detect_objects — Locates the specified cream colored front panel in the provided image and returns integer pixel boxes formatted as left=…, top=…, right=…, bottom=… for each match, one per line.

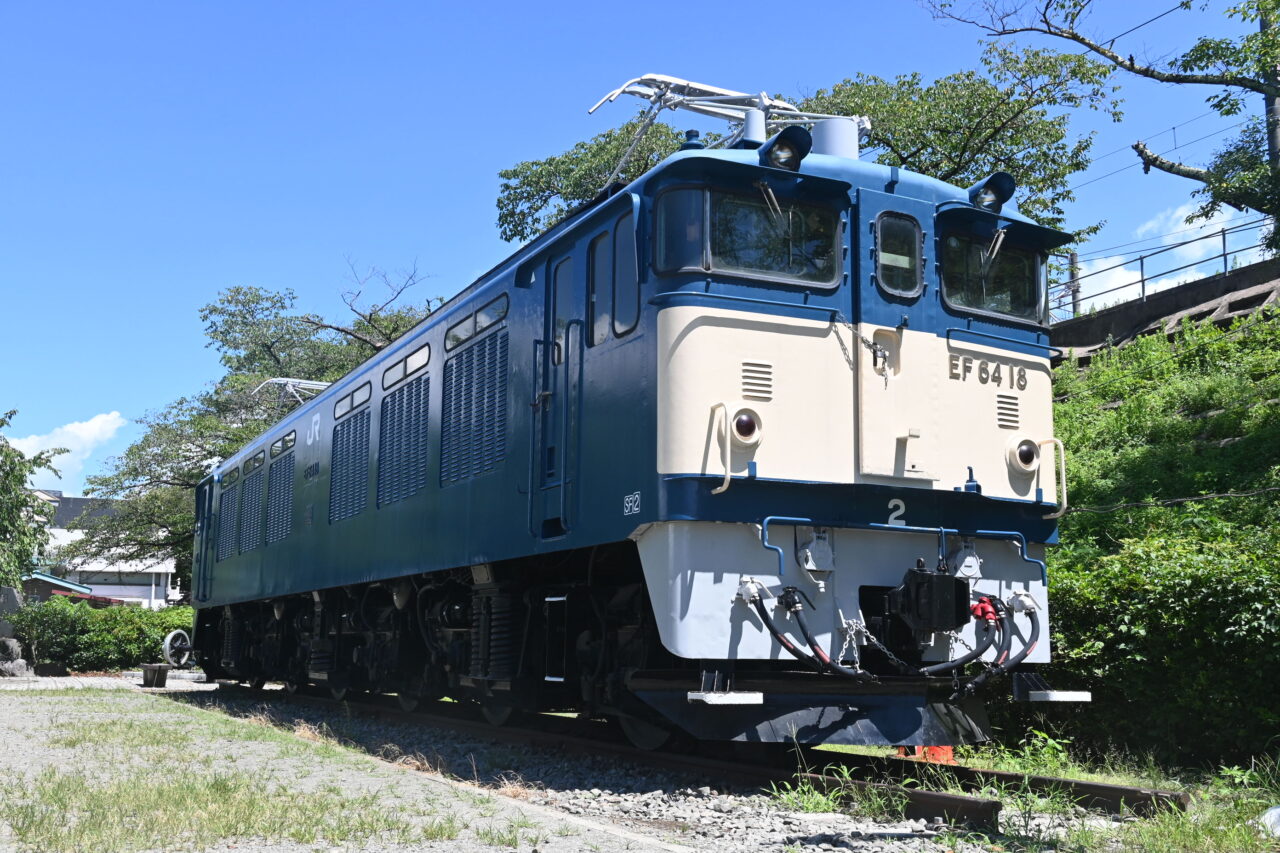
left=657, top=305, right=856, bottom=484
left=857, top=324, right=1058, bottom=502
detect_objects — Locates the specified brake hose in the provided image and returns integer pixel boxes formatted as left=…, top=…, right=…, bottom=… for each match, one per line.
left=744, top=584, right=823, bottom=672
left=920, top=596, right=999, bottom=676
left=782, top=587, right=877, bottom=683
left=956, top=597, right=1040, bottom=698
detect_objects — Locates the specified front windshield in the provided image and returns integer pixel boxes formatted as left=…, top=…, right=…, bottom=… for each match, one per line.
left=942, top=233, right=1044, bottom=322
left=655, top=188, right=839, bottom=285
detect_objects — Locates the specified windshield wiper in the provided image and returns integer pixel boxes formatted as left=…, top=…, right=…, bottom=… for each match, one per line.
left=979, top=227, right=1007, bottom=279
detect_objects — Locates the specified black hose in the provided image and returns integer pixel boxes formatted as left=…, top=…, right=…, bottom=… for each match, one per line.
left=749, top=594, right=823, bottom=672
left=787, top=591, right=877, bottom=683
left=919, top=619, right=997, bottom=676
left=956, top=605, right=1041, bottom=699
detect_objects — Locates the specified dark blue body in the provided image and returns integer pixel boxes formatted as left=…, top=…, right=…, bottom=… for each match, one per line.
left=193, top=148, right=1064, bottom=610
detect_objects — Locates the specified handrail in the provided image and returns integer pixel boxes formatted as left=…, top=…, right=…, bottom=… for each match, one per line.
left=1038, top=437, right=1068, bottom=521
left=710, top=403, right=732, bottom=495
left=946, top=327, right=1062, bottom=357
left=760, top=516, right=815, bottom=578
left=650, top=290, right=840, bottom=318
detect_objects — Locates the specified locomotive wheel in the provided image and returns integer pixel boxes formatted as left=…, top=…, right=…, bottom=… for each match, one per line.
left=617, top=714, right=675, bottom=751
left=161, top=629, right=193, bottom=668
left=479, top=700, right=519, bottom=727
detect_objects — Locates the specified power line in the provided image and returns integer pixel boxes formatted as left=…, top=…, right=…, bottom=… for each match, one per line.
left=1070, top=120, right=1248, bottom=192
left=1084, top=111, right=1214, bottom=166
left=1103, top=3, right=1187, bottom=45
left=1076, top=214, right=1265, bottom=259
left=1067, top=486, right=1280, bottom=514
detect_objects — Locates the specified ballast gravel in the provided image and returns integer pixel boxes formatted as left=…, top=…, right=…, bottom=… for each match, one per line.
left=0, top=676, right=1103, bottom=852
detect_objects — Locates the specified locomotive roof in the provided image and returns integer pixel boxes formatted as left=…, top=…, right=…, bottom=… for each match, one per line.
left=206, top=146, right=1054, bottom=482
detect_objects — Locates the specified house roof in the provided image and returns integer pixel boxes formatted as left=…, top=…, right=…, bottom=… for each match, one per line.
left=51, top=496, right=116, bottom=529
left=21, top=570, right=92, bottom=594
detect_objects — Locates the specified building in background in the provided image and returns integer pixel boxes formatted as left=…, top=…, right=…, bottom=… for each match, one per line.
left=34, top=491, right=177, bottom=609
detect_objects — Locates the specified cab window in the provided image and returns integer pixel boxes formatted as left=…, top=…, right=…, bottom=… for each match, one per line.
left=942, top=233, right=1044, bottom=322
left=876, top=213, right=922, bottom=296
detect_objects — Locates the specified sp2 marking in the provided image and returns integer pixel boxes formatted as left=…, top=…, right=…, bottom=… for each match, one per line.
left=623, top=491, right=641, bottom=516
left=948, top=355, right=1027, bottom=390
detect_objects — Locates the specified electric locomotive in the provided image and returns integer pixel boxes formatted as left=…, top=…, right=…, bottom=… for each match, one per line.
left=180, top=75, right=1076, bottom=748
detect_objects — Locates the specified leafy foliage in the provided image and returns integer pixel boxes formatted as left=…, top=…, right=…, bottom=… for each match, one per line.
left=64, top=272, right=435, bottom=592
left=1037, top=311, right=1280, bottom=763
left=9, top=596, right=194, bottom=671
left=930, top=0, right=1280, bottom=241
left=496, top=114, right=685, bottom=243
left=0, top=410, right=63, bottom=589
left=801, top=44, right=1120, bottom=234
left=496, top=48, right=1118, bottom=243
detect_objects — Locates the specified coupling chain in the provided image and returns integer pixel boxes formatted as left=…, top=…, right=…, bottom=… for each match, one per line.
left=847, top=618, right=914, bottom=674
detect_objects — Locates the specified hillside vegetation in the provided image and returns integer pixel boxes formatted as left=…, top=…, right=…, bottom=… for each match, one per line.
left=1037, top=310, right=1280, bottom=764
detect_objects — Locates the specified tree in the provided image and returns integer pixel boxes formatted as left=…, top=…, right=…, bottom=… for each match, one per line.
left=496, top=114, right=686, bottom=243
left=0, top=410, right=63, bottom=588
left=64, top=270, right=435, bottom=592
left=800, top=43, right=1119, bottom=234
left=495, top=47, right=1119, bottom=242
left=930, top=0, right=1280, bottom=234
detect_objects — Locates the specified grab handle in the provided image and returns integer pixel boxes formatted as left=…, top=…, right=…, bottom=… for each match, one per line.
left=1039, top=437, right=1068, bottom=519
left=710, top=403, right=731, bottom=495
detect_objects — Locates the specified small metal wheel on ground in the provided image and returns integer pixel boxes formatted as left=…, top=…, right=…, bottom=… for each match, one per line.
left=161, top=629, right=193, bottom=668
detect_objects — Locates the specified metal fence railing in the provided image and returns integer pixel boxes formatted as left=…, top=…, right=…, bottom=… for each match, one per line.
left=1049, top=218, right=1271, bottom=323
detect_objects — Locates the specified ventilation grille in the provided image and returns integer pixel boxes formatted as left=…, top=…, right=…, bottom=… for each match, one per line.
left=379, top=375, right=430, bottom=506
left=742, top=361, right=773, bottom=402
left=238, top=470, right=264, bottom=553
left=996, top=394, right=1020, bottom=430
left=266, top=452, right=294, bottom=544
left=216, top=484, right=239, bottom=562
left=441, top=331, right=509, bottom=486
left=329, top=408, right=370, bottom=523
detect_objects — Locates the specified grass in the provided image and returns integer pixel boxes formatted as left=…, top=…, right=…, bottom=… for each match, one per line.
left=3, top=766, right=428, bottom=852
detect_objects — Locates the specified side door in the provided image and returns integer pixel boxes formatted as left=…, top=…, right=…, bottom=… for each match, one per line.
left=531, top=251, right=585, bottom=539
left=192, top=477, right=216, bottom=602
left=855, top=188, right=939, bottom=481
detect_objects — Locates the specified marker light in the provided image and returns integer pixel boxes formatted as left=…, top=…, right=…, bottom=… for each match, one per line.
left=758, top=126, right=812, bottom=172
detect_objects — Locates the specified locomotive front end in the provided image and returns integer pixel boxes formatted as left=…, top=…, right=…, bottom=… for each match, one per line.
left=626, top=115, right=1073, bottom=746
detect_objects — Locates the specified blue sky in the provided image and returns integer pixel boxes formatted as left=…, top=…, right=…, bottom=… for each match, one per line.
left=1, top=1, right=1265, bottom=492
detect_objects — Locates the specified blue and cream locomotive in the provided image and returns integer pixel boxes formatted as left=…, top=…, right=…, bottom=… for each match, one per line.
left=185, top=75, right=1073, bottom=748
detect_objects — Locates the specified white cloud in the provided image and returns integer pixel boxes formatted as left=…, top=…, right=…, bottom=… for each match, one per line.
left=6, top=412, right=127, bottom=494
left=1067, top=204, right=1269, bottom=314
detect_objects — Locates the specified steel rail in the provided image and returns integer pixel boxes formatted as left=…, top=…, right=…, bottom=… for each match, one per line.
left=210, top=683, right=1003, bottom=831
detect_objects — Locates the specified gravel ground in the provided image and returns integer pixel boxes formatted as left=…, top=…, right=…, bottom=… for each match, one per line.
left=0, top=676, right=1108, bottom=852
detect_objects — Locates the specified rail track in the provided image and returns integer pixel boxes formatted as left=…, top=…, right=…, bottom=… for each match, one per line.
left=206, top=682, right=1188, bottom=834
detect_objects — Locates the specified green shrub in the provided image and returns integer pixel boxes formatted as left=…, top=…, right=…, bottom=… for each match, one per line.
left=10, top=597, right=194, bottom=671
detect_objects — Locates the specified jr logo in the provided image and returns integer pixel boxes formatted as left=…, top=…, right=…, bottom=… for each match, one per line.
left=623, top=492, right=641, bottom=516
left=305, top=413, right=321, bottom=446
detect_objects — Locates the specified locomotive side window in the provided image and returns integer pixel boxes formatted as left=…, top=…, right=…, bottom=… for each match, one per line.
left=709, top=191, right=838, bottom=284
left=875, top=213, right=923, bottom=296
left=476, top=294, right=508, bottom=333
left=942, top=234, right=1044, bottom=322
left=445, top=314, right=475, bottom=350
left=655, top=189, right=705, bottom=272
left=552, top=257, right=574, bottom=365
left=588, top=232, right=611, bottom=346
left=613, top=212, right=639, bottom=335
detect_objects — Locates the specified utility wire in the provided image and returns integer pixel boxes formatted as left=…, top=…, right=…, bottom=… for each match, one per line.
left=1075, top=214, right=1265, bottom=259
left=1084, top=111, right=1214, bottom=166
left=1070, top=120, right=1248, bottom=191
left=1067, top=486, right=1280, bottom=514
left=1103, top=3, right=1187, bottom=45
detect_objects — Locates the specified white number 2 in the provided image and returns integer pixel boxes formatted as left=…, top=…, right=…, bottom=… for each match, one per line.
left=886, top=499, right=906, bottom=526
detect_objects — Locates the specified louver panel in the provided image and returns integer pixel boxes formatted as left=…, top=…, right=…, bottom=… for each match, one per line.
left=996, top=394, right=1020, bottom=430
left=441, top=331, right=508, bottom=486
left=238, top=470, right=264, bottom=553
left=329, top=408, right=370, bottom=523
left=266, top=452, right=295, bottom=544
left=216, top=485, right=239, bottom=562
left=378, top=375, right=430, bottom=506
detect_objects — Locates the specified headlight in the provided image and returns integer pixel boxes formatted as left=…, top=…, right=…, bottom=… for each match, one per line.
left=732, top=408, right=763, bottom=446
left=1006, top=436, right=1040, bottom=474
